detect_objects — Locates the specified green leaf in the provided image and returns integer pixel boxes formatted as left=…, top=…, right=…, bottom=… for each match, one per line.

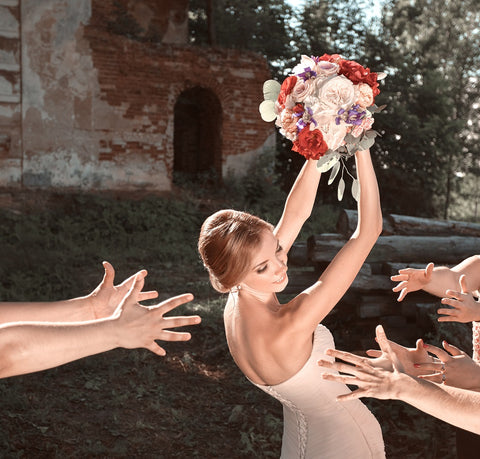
left=263, top=80, right=281, bottom=101
left=259, top=100, right=276, bottom=122
left=328, top=160, right=341, bottom=185
left=316, top=152, right=340, bottom=173
left=358, top=135, right=376, bottom=150
left=351, top=178, right=360, bottom=201
left=337, top=177, right=345, bottom=201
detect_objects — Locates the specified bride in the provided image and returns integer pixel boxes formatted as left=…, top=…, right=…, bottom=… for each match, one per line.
left=198, top=149, right=385, bottom=458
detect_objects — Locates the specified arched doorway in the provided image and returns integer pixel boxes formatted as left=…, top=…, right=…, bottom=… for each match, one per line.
left=173, top=87, right=222, bottom=182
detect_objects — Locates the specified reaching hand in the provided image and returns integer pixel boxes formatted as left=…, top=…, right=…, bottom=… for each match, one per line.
left=391, top=262, right=434, bottom=301
left=114, top=275, right=201, bottom=356
left=437, top=275, right=480, bottom=323
left=365, top=337, right=432, bottom=377
left=317, top=325, right=409, bottom=401
left=86, top=261, right=159, bottom=319
left=413, top=340, right=480, bottom=390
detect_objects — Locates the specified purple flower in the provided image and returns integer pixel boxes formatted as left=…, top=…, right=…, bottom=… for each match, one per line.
left=297, top=66, right=317, bottom=81
left=294, top=106, right=317, bottom=131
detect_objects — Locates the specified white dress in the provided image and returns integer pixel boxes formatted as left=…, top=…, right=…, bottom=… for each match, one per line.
left=251, top=324, right=385, bottom=458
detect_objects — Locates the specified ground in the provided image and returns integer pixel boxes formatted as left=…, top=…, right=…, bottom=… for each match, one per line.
left=0, top=189, right=460, bottom=458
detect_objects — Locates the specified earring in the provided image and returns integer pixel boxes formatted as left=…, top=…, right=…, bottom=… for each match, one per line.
left=231, top=285, right=242, bottom=293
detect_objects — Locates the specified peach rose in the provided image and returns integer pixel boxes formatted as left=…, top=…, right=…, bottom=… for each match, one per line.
left=351, top=114, right=374, bottom=138
left=278, top=109, right=298, bottom=141
left=355, top=83, right=374, bottom=108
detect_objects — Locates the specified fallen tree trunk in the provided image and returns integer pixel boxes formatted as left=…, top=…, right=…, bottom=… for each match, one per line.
left=308, top=234, right=479, bottom=264
left=336, top=209, right=480, bottom=237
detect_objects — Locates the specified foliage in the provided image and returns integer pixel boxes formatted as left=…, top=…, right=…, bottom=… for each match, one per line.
left=0, top=182, right=460, bottom=457
left=365, top=0, right=480, bottom=218
left=188, top=0, right=299, bottom=78
left=300, top=0, right=372, bottom=59
left=187, top=0, right=480, bottom=221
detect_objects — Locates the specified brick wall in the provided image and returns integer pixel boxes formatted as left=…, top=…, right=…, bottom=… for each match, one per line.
left=0, top=0, right=21, bottom=187
left=0, top=0, right=274, bottom=191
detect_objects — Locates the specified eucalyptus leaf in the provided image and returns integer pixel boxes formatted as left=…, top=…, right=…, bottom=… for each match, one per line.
left=351, top=178, right=360, bottom=201
left=344, top=133, right=357, bottom=144
left=345, top=141, right=359, bottom=155
left=316, top=153, right=340, bottom=173
left=358, top=135, right=376, bottom=150
left=365, top=129, right=378, bottom=139
left=259, top=100, right=277, bottom=122
left=263, top=80, right=281, bottom=101
left=328, top=160, right=341, bottom=185
left=337, top=177, right=345, bottom=201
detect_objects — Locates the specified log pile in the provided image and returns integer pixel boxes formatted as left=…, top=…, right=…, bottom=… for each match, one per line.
left=285, top=210, right=480, bottom=349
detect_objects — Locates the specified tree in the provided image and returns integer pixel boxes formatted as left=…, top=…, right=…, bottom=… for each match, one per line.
left=188, top=0, right=299, bottom=78
left=368, top=0, right=480, bottom=218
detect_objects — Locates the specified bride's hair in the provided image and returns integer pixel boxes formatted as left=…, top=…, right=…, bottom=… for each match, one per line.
left=198, top=209, right=273, bottom=293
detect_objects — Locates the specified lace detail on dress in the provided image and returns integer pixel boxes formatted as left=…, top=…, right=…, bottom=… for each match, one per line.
left=472, top=322, right=480, bottom=363
left=263, top=385, right=308, bottom=459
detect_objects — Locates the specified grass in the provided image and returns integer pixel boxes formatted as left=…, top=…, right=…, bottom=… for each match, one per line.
left=0, top=165, right=458, bottom=458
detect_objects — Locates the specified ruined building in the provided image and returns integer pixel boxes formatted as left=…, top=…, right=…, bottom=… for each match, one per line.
left=0, top=0, right=273, bottom=191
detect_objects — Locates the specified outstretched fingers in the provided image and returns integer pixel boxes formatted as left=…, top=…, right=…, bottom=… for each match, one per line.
left=101, top=261, right=116, bottom=287
left=423, top=342, right=450, bottom=361
left=145, top=342, right=167, bottom=357
left=155, top=293, right=195, bottom=314
left=324, top=348, right=372, bottom=368
left=161, top=315, right=201, bottom=330
left=158, top=329, right=193, bottom=342
left=442, top=340, right=462, bottom=356
left=138, top=290, right=159, bottom=302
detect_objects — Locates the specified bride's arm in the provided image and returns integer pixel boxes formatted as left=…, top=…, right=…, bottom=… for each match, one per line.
left=274, top=159, right=321, bottom=253
left=283, top=149, right=382, bottom=333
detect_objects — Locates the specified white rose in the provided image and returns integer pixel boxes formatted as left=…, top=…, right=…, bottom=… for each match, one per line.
left=317, top=75, right=355, bottom=111
left=292, top=55, right=318, bottom=76
left=317, top=119, right=347, bottom=151
left=291, top=78, right=315, bottom=103
left=314, top=61, right=339, bottom=79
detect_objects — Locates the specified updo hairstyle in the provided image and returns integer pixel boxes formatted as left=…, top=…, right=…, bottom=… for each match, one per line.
left=198, top=209, right=273, bottom=293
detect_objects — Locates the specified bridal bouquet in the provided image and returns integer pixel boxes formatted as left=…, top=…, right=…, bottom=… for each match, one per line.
left=259, top=54, right=386, bottom=200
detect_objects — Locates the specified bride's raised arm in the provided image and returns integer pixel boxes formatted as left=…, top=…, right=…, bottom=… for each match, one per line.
left=286, top=148, right=382, bottom=333
left=274, top=159, right=321, bottom=253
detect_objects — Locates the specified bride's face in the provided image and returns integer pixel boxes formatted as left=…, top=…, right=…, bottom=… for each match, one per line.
left=240, top=230, right=288, bottom=293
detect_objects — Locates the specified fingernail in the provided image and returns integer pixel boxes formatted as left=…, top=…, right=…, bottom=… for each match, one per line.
left=443, top=340, right=448, bottom=346
left=423, top=343, right=429, bottom=348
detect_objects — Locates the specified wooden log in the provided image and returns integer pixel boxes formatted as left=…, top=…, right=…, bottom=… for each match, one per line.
left=351, top=272, right=392, bottom=292
left=336, top=209, right=394, bottom=236
left=389, top=213, right=480, bottom=236
left=288, top=241, right=309, bottom=266
left=336, top=209, right=480, bottom=237
left=283, top=269, right=319, bottom=294
left=309, top=234, right=479, bottom=264
left=382, top=262, right=433, bottom=276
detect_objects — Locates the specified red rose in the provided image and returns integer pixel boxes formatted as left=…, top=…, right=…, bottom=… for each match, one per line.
left=318, top=53, right=344, bottom=65
left=339, top=60, right=381, bottom=98
left=292, top=128, right=329, bottom=160
left=277, top=76, right=298, bottom=110
left=292, top=103, right=304, bottom=115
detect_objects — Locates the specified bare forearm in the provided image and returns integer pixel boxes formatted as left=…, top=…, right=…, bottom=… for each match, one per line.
left=0, top=297, right=93, bottom=324
left=397, top=375, right=480, bottom=434
left=0, top=319, right=118, bottom=378
left=353, top=150, right=382, bottom=240
left=284, top=159, right=321, bottom=219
